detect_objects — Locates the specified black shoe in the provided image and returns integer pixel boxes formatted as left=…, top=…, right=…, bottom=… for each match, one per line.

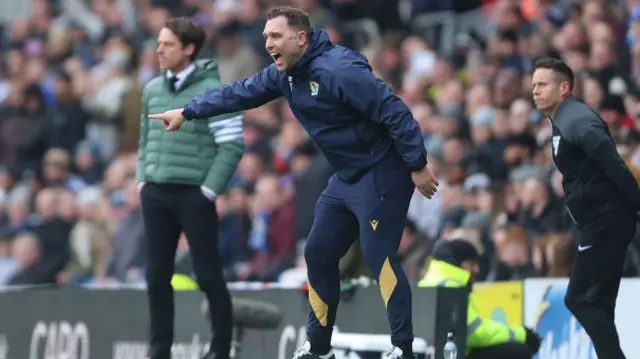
left=382, top=347, right=416, bottom=359
left=292, top=341, right=335, bottom=359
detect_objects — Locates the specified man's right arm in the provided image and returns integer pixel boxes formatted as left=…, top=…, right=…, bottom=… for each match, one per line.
left=182, top=64, right=283, bottom=120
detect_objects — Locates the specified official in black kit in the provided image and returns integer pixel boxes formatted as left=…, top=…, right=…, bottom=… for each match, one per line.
left=532, top=57, right=640, bottom=359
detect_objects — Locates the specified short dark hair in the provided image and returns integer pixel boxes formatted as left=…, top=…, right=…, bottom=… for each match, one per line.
left=266, top=6, right=312, bottom=36
left=165, top=17, right=206, bottom=62
left=534, top=57, right=575, bottom=90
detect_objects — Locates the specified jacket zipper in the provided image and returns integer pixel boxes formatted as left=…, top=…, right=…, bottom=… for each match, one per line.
left=548, top=118, right=577, bottom=224
left=548, top=118, right=558, bottom=169
left=566, top=207, right=578, bottom=224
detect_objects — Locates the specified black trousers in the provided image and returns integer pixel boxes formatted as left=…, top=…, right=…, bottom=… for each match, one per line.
left=564, top=209, right=637, bottom=359
left=140, top=183, right=232, bottom=359
left=467, top=343, right=532, bottom=359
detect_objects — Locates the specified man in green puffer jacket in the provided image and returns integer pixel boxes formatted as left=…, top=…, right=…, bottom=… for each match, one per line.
left=136, top=17, right=244, bottom=359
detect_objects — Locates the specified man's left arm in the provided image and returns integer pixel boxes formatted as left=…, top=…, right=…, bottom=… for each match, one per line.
left=328, top=65, right=428, bottom=171
left=202, top=112, right=245, bottom=198
left=136, top=85, right=150, bottom=186
left=568, top=113, right=640, bottom=209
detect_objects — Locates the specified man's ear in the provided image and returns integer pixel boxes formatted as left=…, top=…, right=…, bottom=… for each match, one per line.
left=184, top=43, right=195, bottom=58
left=561, top=81, right=571, bottom=97
left=297, top=31, right=308, bottom=46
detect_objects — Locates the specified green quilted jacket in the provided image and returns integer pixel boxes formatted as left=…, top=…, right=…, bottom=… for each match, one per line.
left=136, top=59, right=244, bottom=195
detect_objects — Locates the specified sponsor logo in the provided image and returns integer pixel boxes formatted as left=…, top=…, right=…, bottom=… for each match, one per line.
left=473, top=281, right=523, bottom=326
left=534, top=284, right=596, bottom=359
left=29, top=321, right=90, bottom=359
left=278, top=324, right=309, bottom=359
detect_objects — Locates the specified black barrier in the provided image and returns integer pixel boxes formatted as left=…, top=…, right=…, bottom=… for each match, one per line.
left=0, top=286, right=467, bottom=359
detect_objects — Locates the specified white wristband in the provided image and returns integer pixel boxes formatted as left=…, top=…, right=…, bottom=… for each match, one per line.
left=200, top=186, right=217, bottom=201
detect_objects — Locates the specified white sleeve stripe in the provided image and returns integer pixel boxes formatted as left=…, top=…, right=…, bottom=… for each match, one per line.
left=216, top=127, right=243, bottom=137
left=209, top=124, right=242, bottom=136
left=208, top=115, right=243, bottom=129
left=216, top=133, right=244, bottom=143
left=212, top=122, right=243, bottom=131
left=208, top=115, right=244, bottom=143
left=209, top=118, right=242, bottom=131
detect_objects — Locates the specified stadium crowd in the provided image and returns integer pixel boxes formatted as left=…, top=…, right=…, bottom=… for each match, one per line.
left=0, top=0, right=640, bottom=289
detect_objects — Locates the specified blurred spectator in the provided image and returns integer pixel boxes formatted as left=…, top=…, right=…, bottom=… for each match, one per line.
left=0, top=236, right=15, bottom=282
left=105, top=176, right=145, bottom=283
left=59, top=186, right=111, bottom=284
left=6, top=232, right=44, bottom=285
left=74, top=140, right=105, bottom=185
left=516, top=175, right=570, bottom=237
left=337, top=239, right=372, bottom=280
left=398, top=221, right=433, bottom=283
left=215, top=19, right=261, bottom=83
left=42, top=148, right=87, bottom=191
left=5, top=84, right=49, bottom=179
left=215, top=194, right=240, bottom=269
left=0, top=184, right=31, bottom=236
left=235, top=151, right=264, bottom=192
left=242, top=173, right=295, bottom=281
left=532, top=232, right=574, bottom=278
left=47, top=71, right=88, bottom=153
left=293, top=150, right=334, bottom=240
left=27, top=188, right=73, bottom=284
left=487, top=224, right=537, bottom=281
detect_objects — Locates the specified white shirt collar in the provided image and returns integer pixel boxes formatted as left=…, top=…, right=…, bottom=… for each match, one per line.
left=166, top=63, right=196, bottom=90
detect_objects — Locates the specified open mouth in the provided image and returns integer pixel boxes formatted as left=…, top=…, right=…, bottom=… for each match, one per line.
left=271, top=53, right=282, bottom=62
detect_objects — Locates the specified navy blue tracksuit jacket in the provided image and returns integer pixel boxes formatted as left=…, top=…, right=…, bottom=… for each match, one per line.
left=183, top=29, right=428, bottom=183
left=182, top=29, right=424, bottom=353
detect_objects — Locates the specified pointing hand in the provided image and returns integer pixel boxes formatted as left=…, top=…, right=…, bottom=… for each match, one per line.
left=148, top=109, right=186, bottom=131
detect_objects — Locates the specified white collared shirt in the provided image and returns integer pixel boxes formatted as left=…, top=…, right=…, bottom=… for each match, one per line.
left=166, top=63, right=196, bottom=91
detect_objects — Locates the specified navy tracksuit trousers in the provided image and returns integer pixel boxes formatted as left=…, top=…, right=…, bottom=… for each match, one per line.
left=303, top=156, right=416, bottom=354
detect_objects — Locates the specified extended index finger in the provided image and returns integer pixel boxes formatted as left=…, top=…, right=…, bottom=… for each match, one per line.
left=148, top=113, right=165, bottom=119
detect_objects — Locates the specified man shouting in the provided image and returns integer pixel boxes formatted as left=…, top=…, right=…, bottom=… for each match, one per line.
left=150, top=7, right=438, bottom=359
